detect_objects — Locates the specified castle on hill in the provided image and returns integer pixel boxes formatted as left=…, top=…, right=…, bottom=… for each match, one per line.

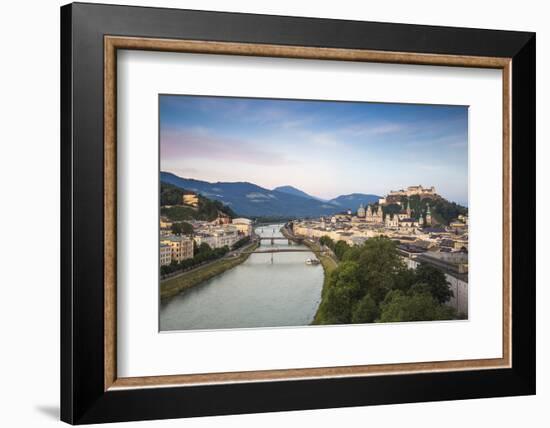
left=389, top=185, right=436, bottom=197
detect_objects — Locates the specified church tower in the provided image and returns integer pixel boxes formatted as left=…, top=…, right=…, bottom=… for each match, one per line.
left=376, top=205, right=383, bottom=221
left=366, top=205, right=373, bottom=222
left=426, top=204, right=432, bottom=225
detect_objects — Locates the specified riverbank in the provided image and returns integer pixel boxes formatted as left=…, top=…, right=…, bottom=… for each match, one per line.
left=299, top=239, right=338, bottom=325
left=281, top=224, right=339, bottom=324
left=160, top=241, right=260, bottom=301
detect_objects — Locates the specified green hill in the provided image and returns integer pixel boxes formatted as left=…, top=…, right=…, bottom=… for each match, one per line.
left=395, top=194, right=467, bottom=225
left=380, top=195, right=466, bottom=226
left=160, top=183, right=236, bottom=222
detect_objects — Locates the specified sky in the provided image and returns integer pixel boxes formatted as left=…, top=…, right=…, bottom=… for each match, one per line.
left=160, top=95, right=468, bottom=205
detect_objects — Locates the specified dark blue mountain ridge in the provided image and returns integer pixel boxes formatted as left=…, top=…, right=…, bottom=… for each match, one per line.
left=160, top=171, right=381, bottom=218
left=272, top=185, right=322, bottom=201
left=328, top=193, right=381, bottom=208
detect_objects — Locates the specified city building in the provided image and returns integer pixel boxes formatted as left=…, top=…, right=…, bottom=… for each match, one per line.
left=365, top=204, right=383, bottom=223
left=194, top=225, right=240, bottom=249
left=161, top=235, right=194, bottom=262
left=232, top=218, right=253, bottom=236
left=160, top=243, right=172, bottom=266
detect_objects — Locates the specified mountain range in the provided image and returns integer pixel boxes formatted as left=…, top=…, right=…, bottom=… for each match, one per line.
left=160, top=171, right=380, bottom=218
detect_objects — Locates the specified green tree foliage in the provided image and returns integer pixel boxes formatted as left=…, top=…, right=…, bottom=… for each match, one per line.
left=171, top=221, right=193, bottom=236
left=314, top=236, right=457, bottom=325
left=379, top=290, right=456, bottom=322
left=317, top=261, right=361, bottom=324
left=351, top=293, right=379, bottom=323
left=430, top=199, right=467, bottom=226
left=231, top=236, right=251, bottom=250
left=413, top=263, right=453, bottom=304
left=397, top=194, right=467, bottom=225
left=333, top=240, right=351, bottom=260
left=319, top=236, right=335, bottom=249
left=382, top=204, right=402, bottom=218
left=160, top=183, right=185, bottom=206
left=343, top=237, right=406, bottom=303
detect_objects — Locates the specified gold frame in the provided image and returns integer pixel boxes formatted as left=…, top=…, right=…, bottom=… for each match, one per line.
left=104, top=36, right=512, bottom=391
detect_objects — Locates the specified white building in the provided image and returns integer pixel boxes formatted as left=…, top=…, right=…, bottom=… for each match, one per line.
left=194, top=226, right=240, bottom=249
left=232, top=218, right=253, bottom=236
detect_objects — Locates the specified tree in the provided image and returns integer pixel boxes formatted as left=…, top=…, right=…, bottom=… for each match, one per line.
left=316, top=261, right=361, bottom=324
left=319, top=236, right=335, bottom=250
left=413, top=263, right=453, bottom=304
left=160, top=183, right=185, bottom=206
left=199, top=242, right=212, bottom=252
left=333, top=240, right=351, bottom=260
left=379, top=290, right=456, bottom=322
left=351, top=293, right=379, bottom=323
left=344, top=237, right=407, bottom=303
left=171, top=221, right=193, bottom=235
left=231, top=236, right=251, bottom=250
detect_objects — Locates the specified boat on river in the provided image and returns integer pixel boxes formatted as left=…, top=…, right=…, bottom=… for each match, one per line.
left=305, top=258, right=320, bottom=265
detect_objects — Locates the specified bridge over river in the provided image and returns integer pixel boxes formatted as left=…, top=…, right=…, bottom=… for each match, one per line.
left=256, top=236, right=304, bottom=245
left=242, top=247, right=319, bottom=254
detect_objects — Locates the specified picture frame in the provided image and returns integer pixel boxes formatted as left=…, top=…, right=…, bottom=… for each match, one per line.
left=60, top=2, right=535, bottom=424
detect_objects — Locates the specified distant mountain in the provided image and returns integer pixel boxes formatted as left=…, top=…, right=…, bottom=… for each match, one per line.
left=161, top=172, right=344, bottom=218
left=329, top=193, right=381, bottom=209
left=272, top=185, right=322, bottom=201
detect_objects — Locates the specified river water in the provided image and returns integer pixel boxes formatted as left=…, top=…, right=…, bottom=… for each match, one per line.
left=160, top=224, right=324, bottom=331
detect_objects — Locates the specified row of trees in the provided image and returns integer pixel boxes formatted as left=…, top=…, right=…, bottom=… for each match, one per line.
left=171, top=221, right=193, bottom=236
left=319, top=236, right=351, bottom=261
left=160, top=242, right=229, bottom=277
left=315, top=237, right=457, bottom=324
left=231, top=236, right=251, bottom=250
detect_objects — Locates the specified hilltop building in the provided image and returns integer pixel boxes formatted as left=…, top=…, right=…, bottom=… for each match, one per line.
left=389, top=185, right=436, bottom=197
left=182, top=193, right=199, bottom=207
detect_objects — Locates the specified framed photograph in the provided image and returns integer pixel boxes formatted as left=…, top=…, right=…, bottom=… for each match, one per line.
left=61, top=2, right=535, bottom=424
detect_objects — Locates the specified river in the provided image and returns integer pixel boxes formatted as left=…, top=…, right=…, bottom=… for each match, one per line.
left=160, top=223, right=324, bottom=331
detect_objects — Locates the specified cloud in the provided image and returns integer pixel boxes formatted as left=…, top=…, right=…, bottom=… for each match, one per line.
left=161, top=127, right=293, bottom=166
left=341, top=122, right=407, bottom=137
